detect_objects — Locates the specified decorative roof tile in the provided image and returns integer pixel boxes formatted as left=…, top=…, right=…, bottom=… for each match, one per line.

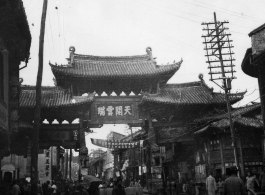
left=141, top=80, right=244, bottom=106
left=20, top=86, right=94, bottom=109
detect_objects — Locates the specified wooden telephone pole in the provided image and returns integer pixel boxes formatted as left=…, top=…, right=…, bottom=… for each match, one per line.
left=32, top=0, right=48, bottom=194
left=202, top=12, right=239, bottom=173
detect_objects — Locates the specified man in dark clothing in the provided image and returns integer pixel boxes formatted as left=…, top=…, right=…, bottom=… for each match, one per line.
left=224, top=166, right=245, bottom=195
left=112, top=179, right=126, bottom=195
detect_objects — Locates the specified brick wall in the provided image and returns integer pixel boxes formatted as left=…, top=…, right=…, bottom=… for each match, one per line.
left=251, top=28, right=265, bottom=56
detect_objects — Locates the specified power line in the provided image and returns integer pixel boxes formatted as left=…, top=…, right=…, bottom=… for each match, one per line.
left=179, top=0, right=264, bottom=23
left=190, top=0, right=264, bottom=22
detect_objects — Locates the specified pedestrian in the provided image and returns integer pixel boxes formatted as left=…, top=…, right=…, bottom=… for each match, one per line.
left=51, top=181, right=57, bottom=194
left=182, top=180, right=188, bottom=194
left=136, top=180, right=141, bottom=187
left=206, top=172, right=217, bottom=195
left=189, top=180, right=196, bottom=195
left=42, top=181, right=49, bottom=195
left=19, top=179, right=25, bottom=195
left=171, top=180, right=177, bottom=195
left=112, top=179, right=126, bottom=195
left=129, top=178, right=135, bottom=187
left=23, top=180, right=30, bottom=195
left=11, top=180, right=21, bottom=195
left=246, top=171, right=259, bottom=195
left=37, top=181, right=43, bottom=195
left=223, top=166, right=245, bottom=195
left=217, top=178, right=224, bottom=195
left=166, top=178, right=171, bottom=195
left=259, top=166, right=265, bottom=192
left=64, top=181, right=70, bottom=195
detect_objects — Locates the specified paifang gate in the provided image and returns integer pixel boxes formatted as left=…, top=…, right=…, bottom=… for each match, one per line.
left=15, top=45, right=245, bottom=189
left=49, top=45, right=182, bottom=186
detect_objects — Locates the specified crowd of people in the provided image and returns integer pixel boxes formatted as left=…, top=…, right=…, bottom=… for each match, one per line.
left=164, top=166, right=265, bottom=195
left=3, top=166, right=265, bottom=195
left=205, top=166, right=265, bottom=195
left=0, top=179, right=89, bottom=195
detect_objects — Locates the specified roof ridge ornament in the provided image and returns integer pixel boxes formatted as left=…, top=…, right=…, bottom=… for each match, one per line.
left=69, top=46, right=75, bottom=66
left=146, top=47, right=157, bottom=65
left=199, top=73, right=214, bottom=92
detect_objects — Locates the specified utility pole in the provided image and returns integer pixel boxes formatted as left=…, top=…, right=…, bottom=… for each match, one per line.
left=69, top=149, right=72, bottom=180
left=202, top=12, right=239, bottom=174
left=65, top=149, right=68, bottom=179
left=31, top=0, right=48, bottom=194
left=130, top=126, right=136, bottom=180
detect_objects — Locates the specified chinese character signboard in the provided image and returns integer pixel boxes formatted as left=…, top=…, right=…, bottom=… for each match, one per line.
left=156, top=126, right=193, bottom=144
left=39, top=124, right=79, bottom=149
left=91, top=138, right=140, bottom=149
left=9, top=76, right=20, bottom=132
left=89, top=96, right=142, bottom=125
left=38, top=148, right=51, bottom=183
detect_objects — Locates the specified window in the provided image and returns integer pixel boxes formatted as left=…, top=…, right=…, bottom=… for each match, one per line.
left=210, top=138, right=220, bottom=151
left=0, top=52, right=4, bottom=99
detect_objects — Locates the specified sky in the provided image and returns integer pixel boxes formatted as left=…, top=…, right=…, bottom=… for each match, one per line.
left=21, top=0, right=265, bottom=152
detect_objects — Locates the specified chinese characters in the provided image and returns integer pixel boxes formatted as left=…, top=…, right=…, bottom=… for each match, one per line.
left=97, top=105, right=132, bottom=117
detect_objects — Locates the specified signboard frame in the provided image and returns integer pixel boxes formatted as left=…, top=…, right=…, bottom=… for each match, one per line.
left=89, top=96, right=143, bottom=125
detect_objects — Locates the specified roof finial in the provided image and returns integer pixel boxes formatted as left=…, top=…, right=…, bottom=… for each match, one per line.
left=146, top=47, right=156, bottom=64
left=69, top=46, right=75, bottom=65
left=199, top=73, right=204, bottom=81
left=146, top=47, right=152, bottom=58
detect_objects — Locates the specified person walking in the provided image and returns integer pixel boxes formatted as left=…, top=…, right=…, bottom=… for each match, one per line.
left=246, top=171, right=259, bottom=195
left=189, top=180, right=196, bottom=195
left=37, top=181, right=43, bottom=195
left=166, top=178, right=171, bottom=195
left=223, top=166, right=245, bottom=195
left=259, top=166, right=265, bottom=192
left=217, top=178, right=224, bottom=195
left=112, top=179, right=126, bottom=195
left=206, top=172, right=217, bottom=195
left=11, top=180, right=21, bottom=195
left=171, top=180, right=177, bottom=195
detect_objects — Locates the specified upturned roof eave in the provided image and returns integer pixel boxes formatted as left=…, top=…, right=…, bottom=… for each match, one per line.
left=194, top=117, right=263, bottom=136
left=19, top=88, right=95, bottom=109
left=139, top=89, right=244, bottom=106
left=194, top=103, right=260, bottom=123
left=49, top=60, right=182, bottom=79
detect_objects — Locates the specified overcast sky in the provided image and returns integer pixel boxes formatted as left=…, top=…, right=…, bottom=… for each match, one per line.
left=21, top=0, right=265, bottom=152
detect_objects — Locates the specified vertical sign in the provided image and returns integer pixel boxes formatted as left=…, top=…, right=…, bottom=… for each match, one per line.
left=38, top=148, right=51, bottom=183
left=9, top=76, right=20, bottom=132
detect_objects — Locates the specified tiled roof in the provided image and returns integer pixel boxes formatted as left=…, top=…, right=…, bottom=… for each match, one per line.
left=194, top=116, right=263, bottom=135
left=20, top=86, right=94, bottom=109
left=50, top=60, right=182, bottom=79
left=141, top=80, right=245, bottom=106
left=195, top=103, right=260, bottom=123
left=249, top=23, right=265, bottom=36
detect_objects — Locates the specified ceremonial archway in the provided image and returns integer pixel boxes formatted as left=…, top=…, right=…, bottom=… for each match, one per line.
left=15, top=45, right=244, bottom=191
